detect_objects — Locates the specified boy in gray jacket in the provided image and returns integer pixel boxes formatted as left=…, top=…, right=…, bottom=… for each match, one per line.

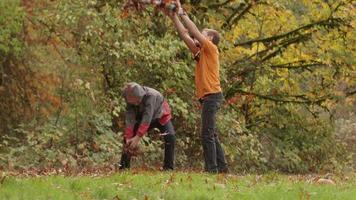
left=119, top=82, right=176, bottom=170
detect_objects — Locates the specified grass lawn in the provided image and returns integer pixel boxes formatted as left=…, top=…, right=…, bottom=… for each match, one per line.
left=0, top=171, right=355, bottom=200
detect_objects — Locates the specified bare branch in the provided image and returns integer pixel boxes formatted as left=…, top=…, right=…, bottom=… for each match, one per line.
left=234, top=18, right=344, bottom=47
left=270, top=60, right=327, bottom=69
left=231, top=89, right=331, bottom=105
left=222, top=2, right=254, bottom=29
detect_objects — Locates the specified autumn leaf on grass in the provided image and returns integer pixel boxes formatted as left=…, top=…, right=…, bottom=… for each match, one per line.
left=316, top=178, right=336, bottom=185
left=127, top=59, right=135, bottom=66
left=187, top=175, right=193, bottom=182
left=163, top=174, right=175, bottom=190
left=214, top=183, right=226, bottom=189
left=216, top=174, right=228, bottom=184
left=112, top=195, right=121, bottom=200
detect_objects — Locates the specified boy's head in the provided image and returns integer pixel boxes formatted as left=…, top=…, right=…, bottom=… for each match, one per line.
left=122, top=82, right=145, bottom=105
left=202, top=29, right=220, bottom=46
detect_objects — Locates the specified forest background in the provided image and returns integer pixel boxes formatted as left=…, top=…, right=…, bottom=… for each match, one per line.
left=0, top=0, right=355, bottom=174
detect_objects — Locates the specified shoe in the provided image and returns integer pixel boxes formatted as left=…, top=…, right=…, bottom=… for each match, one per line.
left=161, top=166, right=174, bottom=171
left=117, top=163, right=130, bottom=170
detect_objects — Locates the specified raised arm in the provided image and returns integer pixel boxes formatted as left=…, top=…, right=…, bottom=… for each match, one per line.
left=176, top=2, right=206, bottom=45
left=170, top=13, right=199, bottom=55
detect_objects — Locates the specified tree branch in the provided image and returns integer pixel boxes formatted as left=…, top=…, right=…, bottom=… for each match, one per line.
left=261, top=33, right=311, bottom=61
left=270, top=60, right=327, bottom=69
left=234, top=17, right=343, bottom=47
left=209, top=0, right=234, bottom=8
left=223, top=2, right=254, bottom=29
left=232, top=89, right=331, bottom=105
left=233, top=32, right=312, bottom=66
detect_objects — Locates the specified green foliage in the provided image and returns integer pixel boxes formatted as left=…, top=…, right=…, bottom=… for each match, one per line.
left=258, top=106, right=347, bottom=172
left=0, top=0, right=28, bottom=136
left=0, top=111, right=121, bottom=170
left=0, top=0, right=354, bottom=173
left=0, top=0, right=24, bottom=57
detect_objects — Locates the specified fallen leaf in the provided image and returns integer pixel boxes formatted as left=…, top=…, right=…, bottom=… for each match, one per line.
left=214, top=183, right=226, bottom=189
left=187, top=175, right=193, bottom=182
left=316, top=178, right=336, bottom=185
left=60, top=159, right=68, bottom=166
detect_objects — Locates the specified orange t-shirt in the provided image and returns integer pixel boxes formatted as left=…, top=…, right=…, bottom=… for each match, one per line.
left=195, top=38, right=222, bottom=99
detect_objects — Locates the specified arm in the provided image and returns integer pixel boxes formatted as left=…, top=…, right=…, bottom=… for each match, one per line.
left=127, top=95, right=155, bottom=149
left=136, top=95, right=156, bottom=137
left=124, top=104, right=137, bottom=139
left=176, top=2, right=206, bottom=46
left=171, top=14, right=199, bottom=55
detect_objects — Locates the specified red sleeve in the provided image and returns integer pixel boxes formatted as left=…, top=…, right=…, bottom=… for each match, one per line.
left=159, top=100, right=172, bottom=125
left=137, top=123, right=150, bottom=137
left=124, top=126, right=134, bottom=139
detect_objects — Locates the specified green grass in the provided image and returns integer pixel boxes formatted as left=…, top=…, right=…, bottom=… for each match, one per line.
left=0, top=171, right=355, bottom=200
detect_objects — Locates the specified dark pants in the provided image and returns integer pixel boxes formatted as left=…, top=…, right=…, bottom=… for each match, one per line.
left=119, top=120, right=176, bottom=170
left=200, top=92, right=228, bottom=173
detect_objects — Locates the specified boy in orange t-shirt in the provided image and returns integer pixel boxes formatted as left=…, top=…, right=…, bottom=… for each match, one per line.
left=161, top=1, right=228, bottom=173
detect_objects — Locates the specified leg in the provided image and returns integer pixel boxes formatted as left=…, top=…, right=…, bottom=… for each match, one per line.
left=119, top=139, right=131, bottom=169
left=119, top=122, right=140, bottom=169
left=214, top=133, right=228, bottom=173
left=210, top=94, right=228, bottom=173
left=201, top=98, right=219, bottom=173
left=201, top=93, right=228, bottom=173
left=154, top=120, right=176, bottom=170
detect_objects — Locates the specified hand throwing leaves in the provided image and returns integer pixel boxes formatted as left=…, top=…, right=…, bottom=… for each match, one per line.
left=124, top=135, right=142, bottom=156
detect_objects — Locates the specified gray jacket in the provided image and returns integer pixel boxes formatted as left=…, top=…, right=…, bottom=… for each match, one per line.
left=122, top=82, right=171, bottom=138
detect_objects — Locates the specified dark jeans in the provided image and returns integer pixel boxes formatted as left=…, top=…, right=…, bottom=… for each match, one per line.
left=119, top=120, right=176, bottom=170
left=200, top=92, right=228, bottom=173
